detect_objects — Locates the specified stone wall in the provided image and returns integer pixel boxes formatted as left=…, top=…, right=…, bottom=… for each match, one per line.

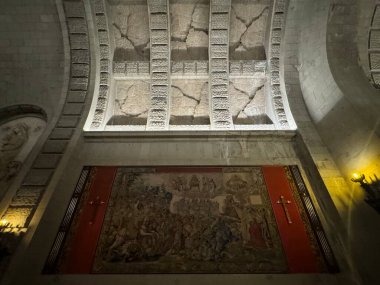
left=0, top=0, right=64, bottom=119
left=5, top=133, right=354, bottom=285
left=283, top=0, right=380, bottom=284
left=1, top=0, right=379, bottom=284
left=296, top=0, right=380, bottom=179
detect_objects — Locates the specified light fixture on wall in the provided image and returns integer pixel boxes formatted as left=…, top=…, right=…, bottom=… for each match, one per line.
left=0, top=219, right=26, bottom=263
left=351, top=173, right=380, bottom=214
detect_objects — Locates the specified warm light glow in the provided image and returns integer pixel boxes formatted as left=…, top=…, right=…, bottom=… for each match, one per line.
left=0, top=219, right=8, bottom=226
left=353, top=173, right=360, bottom=179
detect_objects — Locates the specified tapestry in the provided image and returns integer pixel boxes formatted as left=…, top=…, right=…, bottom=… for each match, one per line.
left=94, top=167, right=286, bottom=273
left=44, top=166, right=338, bottom=274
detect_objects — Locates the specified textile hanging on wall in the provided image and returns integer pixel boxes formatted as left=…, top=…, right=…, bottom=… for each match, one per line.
left=44, top=166, right=338, bottom=274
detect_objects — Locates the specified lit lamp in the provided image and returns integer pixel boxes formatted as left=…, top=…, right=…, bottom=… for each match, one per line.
left=0, top=219, right=11, bottom=259
left=0, top=218, right=26, bottom=262
left=351, top=173, right=380, bottom=214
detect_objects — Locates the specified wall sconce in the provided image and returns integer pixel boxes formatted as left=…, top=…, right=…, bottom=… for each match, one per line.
left=0, top=219, right=26, bottom=263
left=351, top=173, right=380, bottom=214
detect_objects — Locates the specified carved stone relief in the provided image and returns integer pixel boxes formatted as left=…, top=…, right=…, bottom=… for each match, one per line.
left=95, top=0, right=293, bottom=130
left=0, top=117, right=45, bottom=189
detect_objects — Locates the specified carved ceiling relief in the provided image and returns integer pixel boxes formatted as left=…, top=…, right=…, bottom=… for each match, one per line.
left=170, top=1, right=209, bottom=61
left=170, top=79, right=209, bottom=125
left=111, top=3, right=150, bottom=61
left=111, top=80, right=150, bottom=125
left=229, top=78, right=271, bottom=124
left=0, top=117, right=45, bottom=193
left=105, top=0, right=282, bottom=130
left=230, top=2, right=269, bottom=60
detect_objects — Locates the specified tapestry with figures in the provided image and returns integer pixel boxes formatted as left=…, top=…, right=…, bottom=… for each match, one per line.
left=44, top=166, right=338, bottom=274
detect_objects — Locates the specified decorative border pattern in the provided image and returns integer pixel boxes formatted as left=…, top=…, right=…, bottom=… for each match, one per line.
left=289, top=165, right=339, bottom=273
left=368, top=2, right=380, bottom=88
left=171, top=61, right=208, bottom=77
left=146, top=0, right=171, bottom=130
left=113, top=61, right=150, bottom=78
left=209, top=0, right=233, bottom=129
left=113, top=60, right=267, bottom=79
left=229, top=60, right=267, bottom=78
left=91, top=0, right=112, bottom=128
left=268, top=0, right=289, bottom=128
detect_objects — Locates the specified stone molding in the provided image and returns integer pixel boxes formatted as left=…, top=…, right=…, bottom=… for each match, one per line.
left=268, top=0, right=289, bottom=128
left=146, top=0, right=171, bottom=130
left=113, top=60, right=267, bottom=79
left=90, top=0, right=112, bottom=128
left=114, top=61, right=150, bottom=78
left=209, top=0, right=233, bottom=129
left=368, top=1, right=380, bottom=88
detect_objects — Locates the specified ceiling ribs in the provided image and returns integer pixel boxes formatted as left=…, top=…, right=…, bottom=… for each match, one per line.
left=146, top=0, right=171, bottom=130
left=209, top=0, right=233, bottom=129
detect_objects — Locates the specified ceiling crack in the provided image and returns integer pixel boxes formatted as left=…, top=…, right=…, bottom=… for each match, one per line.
left=113, top=20, right=149, bottom=58
left=172, top=85, right=200, bottom=104
left=232, top=6, right=269, bottom=52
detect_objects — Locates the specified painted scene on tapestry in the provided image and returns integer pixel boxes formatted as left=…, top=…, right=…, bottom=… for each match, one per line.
left=93, top=167, right=288, bottom=273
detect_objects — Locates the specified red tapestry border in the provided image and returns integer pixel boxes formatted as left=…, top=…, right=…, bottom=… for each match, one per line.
left=263, top=166, right=320, bottom=273
left=289, top=166, right=339, bottom=273
left=60, top=167, right=117, bottom=273
left=43, top=165, right=338, bottom=274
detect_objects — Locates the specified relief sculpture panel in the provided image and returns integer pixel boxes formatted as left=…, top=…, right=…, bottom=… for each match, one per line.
left=0, top=117, right=45, bottom=195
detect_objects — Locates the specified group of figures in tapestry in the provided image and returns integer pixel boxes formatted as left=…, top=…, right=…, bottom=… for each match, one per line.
left=93, top=167, right=287, bottom=273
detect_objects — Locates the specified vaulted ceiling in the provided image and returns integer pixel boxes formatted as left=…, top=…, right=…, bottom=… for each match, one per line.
left=84, top=0, right=295, bottom=131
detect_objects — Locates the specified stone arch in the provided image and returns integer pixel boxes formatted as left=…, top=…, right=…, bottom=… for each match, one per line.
left=281, top=1, right=380, bottom=284
left=282, top=0, right=380, bottom=179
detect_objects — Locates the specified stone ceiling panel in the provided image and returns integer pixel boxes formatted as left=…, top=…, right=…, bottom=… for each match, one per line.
left=85, top=0, right=296, bottom=132
left=110, top=2, right=150, bottom=61
left=170, top=1, right=209, bottom=61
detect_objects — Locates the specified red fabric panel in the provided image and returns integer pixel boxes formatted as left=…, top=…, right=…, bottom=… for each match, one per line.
left=263, top=166, right=319, bottom=273
left=62, top=167, right=117, bottom=273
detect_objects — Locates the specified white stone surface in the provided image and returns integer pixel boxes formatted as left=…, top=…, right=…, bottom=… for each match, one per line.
left=110, top=4, right=150, bottom=61
left=186, top=28, right=208, bottom=48
left=170, top=3, right=195, bottom=41
left=228, top=78, right=269, bottom=124
left=230, top=9, right=249, bottom=48
left=170, top=80, right=209, bottom=124
left=192, top=4, right=209, bottom=31
left=170, top=2, right=209, bottom=60
left=114, top=80, right=150, bottom=118
left=230, top=4, right=269, bottom=60
left=241, top=13, right=267, bottom=49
